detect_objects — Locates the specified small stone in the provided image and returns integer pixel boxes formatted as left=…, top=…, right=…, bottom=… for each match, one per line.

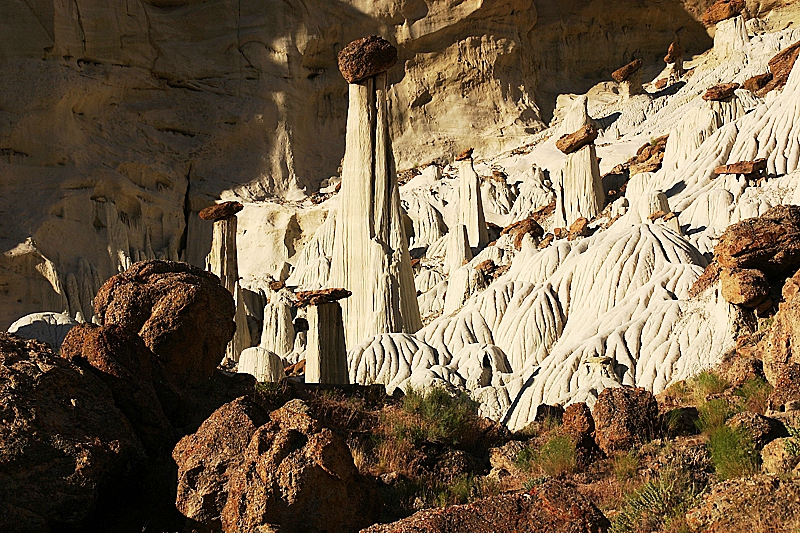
left=500, top=217, right=544, bottom=250
left=654, top=78, right=668, bottom=89
left=702, top=0, right=746, bottom=26
left=538, top=233, right=555, bottom=249
left=198, top=201, right=244, bottom=221
left=703, top=82, right=740, bottom=101
left=553, top=227, right=567, bottom=239
left=556, top=123, right=598, bottom=154
left=337, top=35, right=398, bottom=84
left=568, top=217, right=590, bottom=240
left=612, top=59, right=643, bottom=82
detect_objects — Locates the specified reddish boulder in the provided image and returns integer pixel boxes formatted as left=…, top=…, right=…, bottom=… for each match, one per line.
left=556, top=123, right=598, bottom=154
left=501, top=217, right=545, bottom=250
left=456, top=147, right=474, bottom=161
left=758, top=41, right=800, bottom=96
left=702, top=0, right=745, bottom=26
left=563, top=402, right=595, bottom=439
left=720, top=268, right=770, bottom=308
left=199, top=201, right=244, bottom=222
left=0, top=333, right=143, bottom=531
left=756, top=270, right=800, bottom=388
left=568, top=217, right=590, bottom=240
left=593, top=386, right=658, bottom=455
left=338, top=35, right=398, bottom=84
left=93, top=260, right=235, bottom=388
left=612, top=59, right=643, bottom=82
left=173, top=397, right=270, bottom=527
left=744, top=72, right=773, bottom=93
left=703, top=82, right=740, bottom=101
left=60, top=323, right=174, bottom=454
left=713, top=205, right=800, bottom=280
left=294, top=288, right=352, bottom=307
left=714, top=158, right=767, bottom=177
left=360, top=481, right=609, bottom=533
left=664, top=41, right=684, bottom=64
left=219, top=399, right=378, bottom=533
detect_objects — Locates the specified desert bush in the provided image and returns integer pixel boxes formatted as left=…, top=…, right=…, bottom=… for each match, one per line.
left=612, top=469, right=702, bottom=533
left=516, top=433, right=576, bottom=477
left=733, top=377, right=772, bottom=415
left=691, top=371, right=731, bottom=401
left=388, top=386, right=481, bottom=447
left=696, top=398, right=734, bottom=434
left=708, top=425, right=759, bottom=480
left=613, top=450, right=641, bottom=483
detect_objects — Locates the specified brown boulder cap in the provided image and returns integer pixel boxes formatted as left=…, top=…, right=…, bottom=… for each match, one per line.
left=338, top=35, right=398, bottom=84
left=612, top=59, right=643, bottom=82
left=199, top=201, right=244, bottom=221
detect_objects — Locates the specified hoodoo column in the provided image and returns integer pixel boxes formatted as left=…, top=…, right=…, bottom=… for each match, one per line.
left=329, top=36, right=422, bottom=351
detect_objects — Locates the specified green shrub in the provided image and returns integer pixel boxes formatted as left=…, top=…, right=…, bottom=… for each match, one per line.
left=389, top=386, right=480, bottom=447
left=691, top=371, right=731, bottom=401
left=733, top=377, right=773, bottom=414
left=613, top=450, right=640, bottom=483
left=611, top=469, right=702, bottom=533
left=708, top=425, right=759, bottom=480
left=695, top=398, right=734, bottom=434
left=516, top=434, right=576, bottom=477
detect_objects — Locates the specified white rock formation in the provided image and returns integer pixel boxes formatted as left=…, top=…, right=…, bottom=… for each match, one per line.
left=457, top=156, right=490, bottom=249
left=305, top=302, right=348, bottom=385
left=7, top=312, right=78, bottom=351
left=260, top=299, right=295, bottom=358
left=553, top=97, right=605, bottom=228
left=238, top=347, right=286, bottom=383
left=444, top=225, right=473, bottom=275
left=329, top=69, right=422, bottom=351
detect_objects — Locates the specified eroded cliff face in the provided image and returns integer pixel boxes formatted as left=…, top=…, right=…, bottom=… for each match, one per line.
left=0, top=0, right=777, bottom=328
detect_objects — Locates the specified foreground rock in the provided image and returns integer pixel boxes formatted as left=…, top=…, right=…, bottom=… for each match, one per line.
left=755, top=270, right=800, bottom=399
left=686, top=476, right=800, bottom=532
left=0, top=333, right=143, bottom=531
left=757, top=40, right=800, bottom=96
left=720, top=268, right=770, bottom=308
left=175, top=398, right=378, bottom=533
left=60, top=323, right=175, bottom=454
left=713, top=205, right=800, bottom=280
left=93, top=260, right=236, bottom=388
left=360, top=481, right=609, bottom=532
left=173, top=397, right=270, bottom=528
left=593, top=387, right=658, bottom=455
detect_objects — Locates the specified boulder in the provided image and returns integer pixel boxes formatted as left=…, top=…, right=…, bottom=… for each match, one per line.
left=664, top=41, right=684, bottom=64
left=568, top=217, right=590, bottom=240
left=556, top=123, right=598, bottom=154
left=455, top=147, right=474, bottom=161
left=500, top=217, right=545, bottom=250
left=719, top=268, right=770, bottom=308
left=93, top=260, right=236, bottom=388
left=173, top=397, right=270, bottom=527
left=757, top=40, right=800, bottom=96
left=198, top=201, right=244, bottom=221
left=359, top=481, right=610, bottom=533
left=743, top=72, right=773, bottom=93
left=713, top=205, right=800, bottom=280
left=562, top=402, right=595, bottom=440
left=611, top=59, right=643, bottom=82
left=757, top=270, right=800, bottom=389
left=219, top=399, right=378, bottom=533
left=725, top=411, right=783, bottom=449
left=593, top=387, right=658, bottom=455
left=0, top=333, right=143, bottom=531
left=686, top=476, right=800, bottom=531
left=761, top=437, right=800, bottom=475
left=701, top=0, right=746, bottom=26
left=713, top=158, right=767, bottom=177
left=238, top=347, right=286, bottom=383
left=7, top=312, right=77, bottom=350
left=293, top=287, right=352, bottom=307
left=60, top=323, right=175, bottom=454
left=702, top=82, right=740, bottom=101
left=337, top=35, right=398, bottom=84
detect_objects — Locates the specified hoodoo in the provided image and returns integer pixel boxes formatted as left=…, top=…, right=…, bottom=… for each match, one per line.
left=200, top=201, right=251, bottom=363
left=456, top=148, right=490, bottom=249
left=553, top=96, right=605, bottom=228
left=664, top=39, right=685, bottom=85
left=297, top=289, right=351, bottom=384
left=612, top=59, right=645, bottom=98
left=329, top=36, right=422, bottom=350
